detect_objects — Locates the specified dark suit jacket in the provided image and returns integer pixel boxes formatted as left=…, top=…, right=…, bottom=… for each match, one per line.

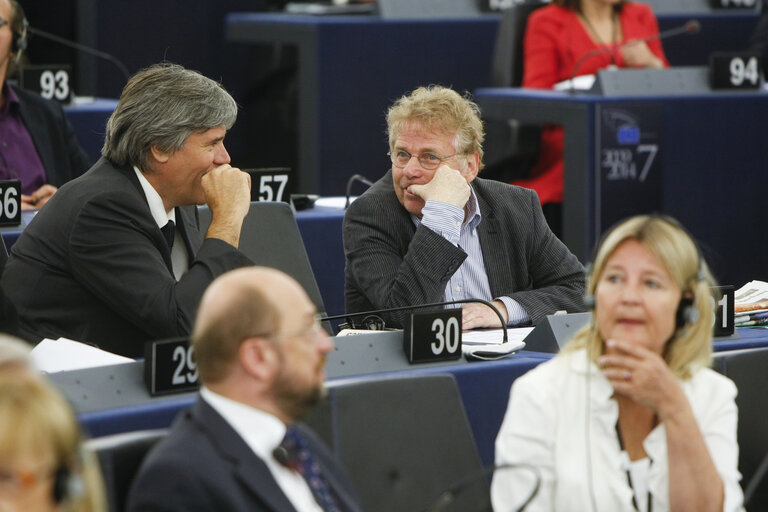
left=343, top=171, right=585, bottom=327
left=12, top=84, right=91, bottom=187
left=1, top=158, right=252, bottom=357
left=127, top=399, right=362, bottom=512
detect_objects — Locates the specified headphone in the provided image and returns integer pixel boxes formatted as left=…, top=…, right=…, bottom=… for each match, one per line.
left=52, top=456, right=85, bottom=504
left=7, top=1, right=28, bottom=64
left=583, top=214, right=706, bottom=329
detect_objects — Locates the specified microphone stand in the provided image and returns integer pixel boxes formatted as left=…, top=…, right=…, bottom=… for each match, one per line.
left=323, top=298, right=509, bottom=344
left=423, top=462, right=541, bottom=512
left=26, top=26, right=131, bottom=83
left=344, top=173, right=374, bottom=209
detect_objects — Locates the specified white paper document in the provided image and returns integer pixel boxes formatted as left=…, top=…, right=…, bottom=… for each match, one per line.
left=461, top=327, right=532, bottom=360
left=462, top=326, right=533, bottom=345
left=31, top=338, right=134, bottom=373
left=554, top=74, right=596, bottom=91
left=735, top=280, right=768, bottom=305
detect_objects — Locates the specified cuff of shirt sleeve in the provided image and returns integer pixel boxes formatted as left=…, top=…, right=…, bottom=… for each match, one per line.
left=497, top=296, right=531, bottom=327
left=420, top=200, right=463, bottom=245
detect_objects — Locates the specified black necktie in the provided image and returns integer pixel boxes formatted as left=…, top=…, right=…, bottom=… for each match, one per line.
left=161, top=220, right=175, bottom=250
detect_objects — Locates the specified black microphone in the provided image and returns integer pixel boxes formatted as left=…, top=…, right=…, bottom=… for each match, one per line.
left=272, top=445, right=291, bottom=466
left=569, top=19, right=701, bottom=89
left=423, top=463, right=541, bottom=512
left=26, top=26, right=131, bottom=83
left=344, top=173, right=374, bottom=209
left=323, top=298, right=509, bottom=343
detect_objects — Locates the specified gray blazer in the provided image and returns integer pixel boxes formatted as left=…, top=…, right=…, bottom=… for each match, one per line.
left=343, top=171, right=585, bottom=327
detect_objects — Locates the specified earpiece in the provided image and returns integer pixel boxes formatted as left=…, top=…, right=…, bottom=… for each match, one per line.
left=675, top=297, right=699, bottom=328
left=9, top=2, right=28, bottom=65
left=52, top=460, right=85, bottom=504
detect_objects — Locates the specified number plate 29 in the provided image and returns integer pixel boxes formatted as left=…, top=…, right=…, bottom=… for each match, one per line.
left=404, top=309, right=462, bottom=363
left=143, top=337, right=200, bottom=396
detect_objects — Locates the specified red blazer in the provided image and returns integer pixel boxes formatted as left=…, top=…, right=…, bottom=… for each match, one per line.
left=515, top=3, right=669, bottom=204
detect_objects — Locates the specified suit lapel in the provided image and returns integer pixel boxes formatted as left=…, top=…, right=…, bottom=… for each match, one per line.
left=191, top=400, right=299, bottom=512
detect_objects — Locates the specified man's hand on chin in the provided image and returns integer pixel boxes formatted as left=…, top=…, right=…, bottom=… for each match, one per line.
left=408, top=165, right=470, bottom=209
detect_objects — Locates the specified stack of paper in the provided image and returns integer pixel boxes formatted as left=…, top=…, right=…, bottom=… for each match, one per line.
left=734, top=281, right=768, bottom=327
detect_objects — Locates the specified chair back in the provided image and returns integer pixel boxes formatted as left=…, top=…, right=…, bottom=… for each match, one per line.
left=713, top=348, right=768, bottom=510
left=491, top=1, right=547, bottom=87
left=86, top=429, right=168, bottom=512
left=197, top=201, right=326, bottom=317
left=304, top=374, right=490, bottom=512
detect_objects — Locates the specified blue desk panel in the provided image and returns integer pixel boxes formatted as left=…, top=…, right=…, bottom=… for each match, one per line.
left=225, top=12, right=759, bottom=196
left=226, top=13, right=500, bottom=195
left=63, top=98, right=117, bottom=164
left=76, top=328, right=768, bottom=469
left=474, top=87, right=768, bottom=288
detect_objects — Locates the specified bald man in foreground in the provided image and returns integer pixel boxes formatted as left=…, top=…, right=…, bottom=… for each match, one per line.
left=128, top=267, right=362, bottom=512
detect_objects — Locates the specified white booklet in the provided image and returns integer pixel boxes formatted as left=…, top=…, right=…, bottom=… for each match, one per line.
left=31, top=338, right=133, bottom=373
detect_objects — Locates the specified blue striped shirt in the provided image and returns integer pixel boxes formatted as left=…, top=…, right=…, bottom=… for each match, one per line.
left=412, top=188, right=530, bottom=326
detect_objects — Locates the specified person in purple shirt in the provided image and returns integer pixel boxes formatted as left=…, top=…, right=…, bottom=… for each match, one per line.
left=0, top=0, right=89, bottom=210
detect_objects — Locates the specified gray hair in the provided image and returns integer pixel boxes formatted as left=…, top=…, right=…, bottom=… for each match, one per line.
left=102, top=63, right=238, bottom=171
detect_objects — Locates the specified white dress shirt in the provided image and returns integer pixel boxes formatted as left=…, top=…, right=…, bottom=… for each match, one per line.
left=133, top=166, right=189, bottom=280
left=491, top=349, right=744, bottom=512
left=200, top=387, right=323, bottom=512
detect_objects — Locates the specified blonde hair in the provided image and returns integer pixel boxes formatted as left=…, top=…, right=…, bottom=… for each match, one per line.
left=386, top=85, right=485, bottom=170
left=0, top=374, right=106, bottom=512
left=564, top=215, right=715, bottom=379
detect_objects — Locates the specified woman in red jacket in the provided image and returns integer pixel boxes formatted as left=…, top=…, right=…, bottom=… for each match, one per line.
left=518, top=0, right=669, bottom=235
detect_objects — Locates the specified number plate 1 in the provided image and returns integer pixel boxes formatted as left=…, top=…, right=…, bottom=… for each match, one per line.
left=245, top=168, right=292, bottom=203
left=143, top=337, right=200, bottom=396
left=404, top=309, right=462, bottom=364
left=712, top=285, right=735, bottom=338
left=0, top=179, right=21, bottom=227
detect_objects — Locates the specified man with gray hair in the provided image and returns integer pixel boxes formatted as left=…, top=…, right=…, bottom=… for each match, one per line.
left=2, top=63, right=253, bottom=357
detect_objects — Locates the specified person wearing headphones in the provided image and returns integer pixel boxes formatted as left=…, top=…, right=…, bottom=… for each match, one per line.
left=0, top=372, right=106, bottom=512
left=0, top=0, right=90, bottom=210
left=491, top=215, right=743, bottom=511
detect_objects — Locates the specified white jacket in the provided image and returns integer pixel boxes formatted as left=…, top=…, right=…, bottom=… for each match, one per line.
left=491, top=349, right=744, bottom=512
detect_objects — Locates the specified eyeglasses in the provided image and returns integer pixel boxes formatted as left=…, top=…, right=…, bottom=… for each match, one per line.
left=388, top=150, right=460, bottom=171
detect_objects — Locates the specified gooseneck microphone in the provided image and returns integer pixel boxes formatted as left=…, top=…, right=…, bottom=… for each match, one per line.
left=323, top=298, right=509, bottom=343
left=569, top=19, right=701, bottom=89
left=344, top=174, right=374, bottom=209
left=26, top=26, right=131, bottom=82
left=423, top=462, right=541, bottom=512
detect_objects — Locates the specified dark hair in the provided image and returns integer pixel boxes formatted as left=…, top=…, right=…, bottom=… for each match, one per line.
left=552, top=0, right=625, bottom=12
